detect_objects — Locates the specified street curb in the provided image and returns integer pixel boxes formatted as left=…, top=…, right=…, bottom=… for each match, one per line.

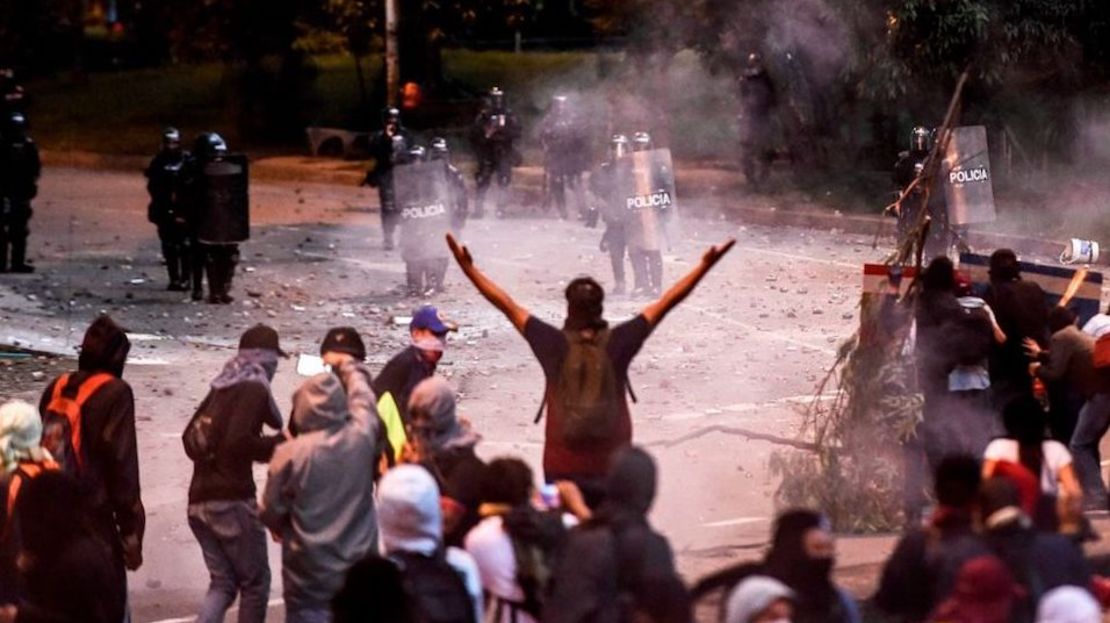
left=41, top=149, right=1071, bottom=261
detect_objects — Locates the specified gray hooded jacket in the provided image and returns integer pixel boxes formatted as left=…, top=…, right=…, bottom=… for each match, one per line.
left=260, top=362, right=381, bottom=610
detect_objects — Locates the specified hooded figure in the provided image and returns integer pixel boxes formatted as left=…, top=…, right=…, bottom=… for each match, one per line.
left=693, top=510, right=859, bottom=623
left=984, top=249, right=1050, bottom=408
left=260, top=361, right=381, bottom=620
left=544, top=446, right=688, bottom=623
left=928, top=555, right=1023, bottom=623
left=37, top=314, right=144, bottom=606
left=8, top=471, right=124, bottom=623
left=406, top=376, right=485, bottom=546
left=726, top=576, right=795, bottom=623
left=1035, top=586, right=1101, bottom=623
left=378, top=464, right=485, bottom=623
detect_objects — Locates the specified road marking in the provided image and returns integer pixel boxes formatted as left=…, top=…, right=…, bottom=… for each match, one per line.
left=751, top=247, right=861, bottom=270
left=149, top=598, right=285, bottom=623
left=661, top=392, right=838, bottom=422
left=684, top=304, right=839, bottom=355
left=702, top=516, right=770, bottom=528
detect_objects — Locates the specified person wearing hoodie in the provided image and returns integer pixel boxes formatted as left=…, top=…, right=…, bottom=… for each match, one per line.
left=403, top=375, right=486, bottom=546
left=544, top=446, right=689, bottom=623
left=260, top=353, right=380, bottom=623
left=0, top=471, right=124, bottom=623
left=36, top=315, right=145, bottom=613
left=1035, top=586, right=1101, bottom=623
left=726, top=576, right=795, bottom=623
left=875, top=455, right=989, bottom=621
left=378, top=464, right=484, bottom=623
left=0, top=399, right=58, bottom=603
left=927, top=555, right=1023, bottom=623
left=692, top=510, right=860, bottom=623
left=185, top=324, right=287, bottom=623
left=978, top=477, right=1090, bottom=622
left=983, top=249, right=1050, bottom=409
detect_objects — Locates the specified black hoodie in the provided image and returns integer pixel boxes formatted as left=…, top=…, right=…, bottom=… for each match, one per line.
left=38, top=316, right=145, bottom=558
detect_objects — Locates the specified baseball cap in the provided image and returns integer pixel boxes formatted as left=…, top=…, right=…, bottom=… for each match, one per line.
left=320, top=327, right=367, bottom=361
left=239, top=324, right=288, bottom=357
left=410, top=306, right=457, bottom=335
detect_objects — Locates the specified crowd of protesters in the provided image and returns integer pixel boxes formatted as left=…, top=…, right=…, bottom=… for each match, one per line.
left=2, top=239, right=1110, bottom=623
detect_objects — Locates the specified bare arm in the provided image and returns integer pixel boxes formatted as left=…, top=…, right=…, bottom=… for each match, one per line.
left=447, top=233, right=530, bottom=332
left=642, top=239, right=736, bottom=327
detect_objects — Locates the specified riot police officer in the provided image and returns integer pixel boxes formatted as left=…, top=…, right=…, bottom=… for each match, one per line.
left=540, top=94, right=589, bottom=220
left=0, top=112, right=40, bottom=273
left=364, top=107, right=413, bottom=250
left=469, top=87, right=521, bottom=219
left=186, top=132, right=248, bottom=304
left=893, top=125, right=948, bottom=257
left=738, top=52, right=777, bottom=189
left=429, top=136, right=468, bottom=232
left=592, top=134, right=630, bottom=294
left=628, top=131, right=664, bottom=295
left=145, top=127, right=192, bottom=290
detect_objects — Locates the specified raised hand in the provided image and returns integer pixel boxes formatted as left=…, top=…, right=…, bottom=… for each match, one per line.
left=702, top=239, right=737, bottom=267
left=446, top=233, right=474, bottom=270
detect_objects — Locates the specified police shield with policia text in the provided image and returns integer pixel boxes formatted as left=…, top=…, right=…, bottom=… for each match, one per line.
left=616, top=133, right=677, bottom=296
left=394, top=146, right=456, bottom=297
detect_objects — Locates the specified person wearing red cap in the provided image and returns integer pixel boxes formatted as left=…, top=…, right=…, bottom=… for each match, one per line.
left=447, top=232, right=733, bottom=506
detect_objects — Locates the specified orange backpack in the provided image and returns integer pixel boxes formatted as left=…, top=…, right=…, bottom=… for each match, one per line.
left=41, top=372, right=114, bottom=476
left=2, top=460, right=59, bottom=539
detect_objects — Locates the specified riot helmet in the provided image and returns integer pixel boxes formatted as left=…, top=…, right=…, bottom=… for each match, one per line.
left=407, top=145, right=427, bottom=162
left=6, top=111, right=26, bottom=139
left=911, top=126, right=932, bottom=153
left=429, top=137, right=449, bottom=161
left=632, top=132, right=653, bottom=152
left=382, top=106, right=401, bottom=128
left=162, top=127, right=181, bottom=153
left=194, top=132, right=228, bottom=159
left=489, top=87, right=505, bottom=111
left=610, top=134, right=630, bottom=160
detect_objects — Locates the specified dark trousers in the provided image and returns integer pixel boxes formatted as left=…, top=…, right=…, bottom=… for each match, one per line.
left=0, top=200, right=32, bottom=270
left=603, top=227, right=627, bottom=288
left=199, top=244, right=238, bottom=300
left=475, top=156, right=512, bottom=216
left=1069, top=392, right=1110, bottom=510
left=548, top=173, right=585, bottom=218
left=157, top=223, right=192, bottom=287
left=187, top=500, right=271, bottom=623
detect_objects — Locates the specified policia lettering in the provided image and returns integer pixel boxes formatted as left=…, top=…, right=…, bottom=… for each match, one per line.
left=948, top=167, right=989, bottom=184
left=626, top=191, right=673, bottom=211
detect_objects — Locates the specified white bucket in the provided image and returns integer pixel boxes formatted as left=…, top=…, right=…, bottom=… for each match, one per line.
left=1061, top=238, right=1100, bottom=265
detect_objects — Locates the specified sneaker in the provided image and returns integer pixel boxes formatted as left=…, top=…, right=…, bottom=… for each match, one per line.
left=219, top=294, right=234, bottom=304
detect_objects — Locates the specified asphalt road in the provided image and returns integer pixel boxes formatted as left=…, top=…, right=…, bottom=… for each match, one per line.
left=1, top=166, right=897, bottom=621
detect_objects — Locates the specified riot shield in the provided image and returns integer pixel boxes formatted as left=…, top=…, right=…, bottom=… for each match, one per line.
left=196, top=153, right=250, bottom=244
left=942, top=126, right=996, bottom=225
left=617, top=148, right=677, bottom=252
left=394, top=160, right=453, bottom=263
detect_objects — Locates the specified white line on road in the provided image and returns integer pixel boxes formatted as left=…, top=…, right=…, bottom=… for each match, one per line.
left=685, top=304, right=839, bottom=355
left=661, top=392, right=838, bottom=422
left=702, top=516, right=770, bottom=528
left=148, top=598, right=285, bottom=623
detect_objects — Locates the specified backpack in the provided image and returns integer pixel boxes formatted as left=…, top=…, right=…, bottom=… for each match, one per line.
left=554, top=328, right=620, bottom=449
left=182, top=394, right=221, bottom=463
left=41, top=373, right=114, bottom=476
left=503, top=507, right=566, bottom=618
left=390, top=550, right=476, bottom=623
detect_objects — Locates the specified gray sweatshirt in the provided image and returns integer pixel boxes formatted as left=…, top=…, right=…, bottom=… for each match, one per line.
left=260, top=362, right=381, bottom=610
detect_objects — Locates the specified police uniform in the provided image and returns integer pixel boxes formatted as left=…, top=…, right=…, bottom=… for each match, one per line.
left=738, top=58, right=776, bottom=188
left=540, top=99, right=589, bottom=219
left=184, top=133, right=248, bottom=304
left=592, top=160, right=628, bottom=294
left=365, top=124, right=412, bottom=250
left=145, top=136, right=192, bottom=290
left=0, top=114, right=40, bottom=273
left=469, top=91, right=521, bottom=218
left=893, top=140, right=949, bottom=258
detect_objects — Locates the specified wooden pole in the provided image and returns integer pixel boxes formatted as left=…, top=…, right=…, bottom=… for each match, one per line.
left=384, top=0, right=400, bottom=108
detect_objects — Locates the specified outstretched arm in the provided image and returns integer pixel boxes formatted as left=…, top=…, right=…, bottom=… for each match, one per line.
left=642, top=239, right=735, bottom=327
left=447, top=233, right=530, bottom=332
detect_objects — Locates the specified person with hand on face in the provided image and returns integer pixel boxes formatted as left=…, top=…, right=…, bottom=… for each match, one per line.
left=374, top=306, right=457, bottom=463
left=447, top=232, right=734, bottom=508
